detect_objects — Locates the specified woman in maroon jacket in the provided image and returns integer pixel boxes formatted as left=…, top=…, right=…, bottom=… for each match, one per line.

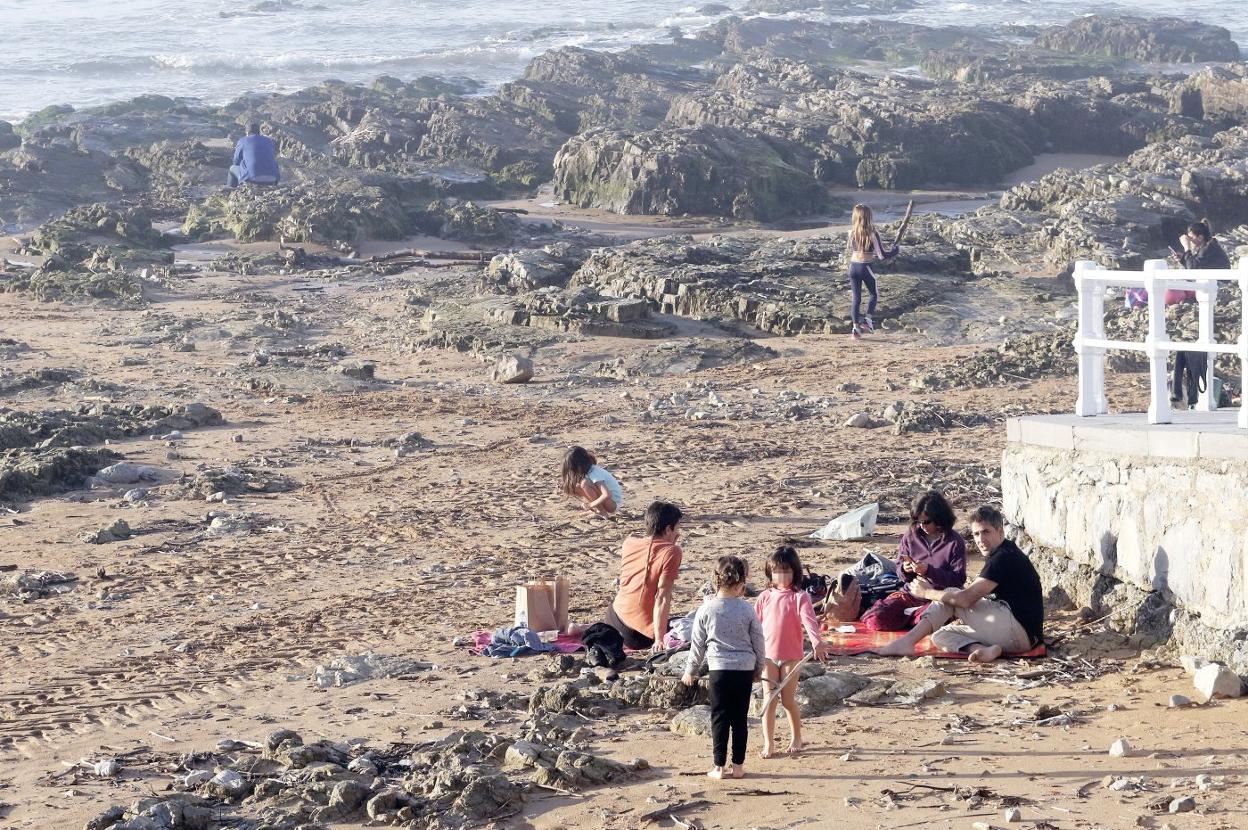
left=860, top=491, right=966, bottom=631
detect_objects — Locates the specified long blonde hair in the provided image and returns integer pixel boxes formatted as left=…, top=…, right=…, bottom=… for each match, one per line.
left=850, top=204, right=876, bottom=254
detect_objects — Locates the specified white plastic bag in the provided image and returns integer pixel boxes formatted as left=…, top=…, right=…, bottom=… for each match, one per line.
left=809, top=502, right=878, bottom=541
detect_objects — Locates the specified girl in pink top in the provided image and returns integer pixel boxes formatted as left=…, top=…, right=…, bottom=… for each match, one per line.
left=754, top=546, right=830, bottom=758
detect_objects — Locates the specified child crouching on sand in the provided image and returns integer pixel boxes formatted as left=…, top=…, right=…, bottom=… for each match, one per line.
left=559, top=446, right=622, bottom=516
left=682, top=555, right=766, bottom=780
left=754, top=546, right=830, bottom=758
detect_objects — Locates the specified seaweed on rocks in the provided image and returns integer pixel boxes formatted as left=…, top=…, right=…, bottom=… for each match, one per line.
left=0, top=403, right=221, bottom=502
left=415, top=199, right=520, bottom=243
left=183, top=178, right=412, bottom=248
left=29, top=203, right=167, bottom=257
left=554, top=125, right=825, bottom=220
left=82, top=724, right=647, bottom=830
left=0, top=447, right=122, bottom=502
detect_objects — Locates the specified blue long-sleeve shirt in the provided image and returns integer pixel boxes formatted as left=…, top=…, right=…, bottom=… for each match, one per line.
left=232, top=134, right=280, bottom=184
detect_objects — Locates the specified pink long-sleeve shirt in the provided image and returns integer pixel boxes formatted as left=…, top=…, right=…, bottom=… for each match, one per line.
left=754, top=587, right=823, bottom=662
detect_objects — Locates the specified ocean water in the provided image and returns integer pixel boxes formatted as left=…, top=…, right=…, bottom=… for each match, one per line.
left=1, top=0, right=1244, bottom=123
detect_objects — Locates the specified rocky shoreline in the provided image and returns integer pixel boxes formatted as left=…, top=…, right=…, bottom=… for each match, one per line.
left=3, top=10, right=1247, bottom=502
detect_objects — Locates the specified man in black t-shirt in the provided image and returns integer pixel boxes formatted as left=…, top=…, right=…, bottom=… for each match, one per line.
left=876, top=505, right=1043, bottom=663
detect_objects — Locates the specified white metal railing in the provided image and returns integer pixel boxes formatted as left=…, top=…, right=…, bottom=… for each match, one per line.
left=1073, top=258, right=1248, bottom=428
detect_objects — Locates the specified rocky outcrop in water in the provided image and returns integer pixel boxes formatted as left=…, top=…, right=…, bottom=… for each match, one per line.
left=0, top=10, right=1241, bottom=237
left=1035, top=16, right=1241, bottom=63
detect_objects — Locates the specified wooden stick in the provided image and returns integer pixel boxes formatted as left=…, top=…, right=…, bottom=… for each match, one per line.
left=761, top=653, right=815, bottom=711
left=891, top=200, right=915, bottom=248
left=640, top=799, right=712, bottom=823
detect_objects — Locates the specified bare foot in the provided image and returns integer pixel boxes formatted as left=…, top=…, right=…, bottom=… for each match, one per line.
left=707, top=766, right=727, bottom=779
left=759, top=744, right=778, bottom=760
left=731, top=764, right=746, bottom=779
left=787, top=741, right=805, bottom=756
left=874, top=640, right=913, bottom=657
left=968, top=644, right=1004, bottom=663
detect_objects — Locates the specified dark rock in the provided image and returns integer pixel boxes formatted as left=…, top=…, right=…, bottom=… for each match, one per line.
left=1035, top=16, right=1240, bottom=63
left=266, top=728, right=303, bottom=752
left=183, top=177, right=412, bottom=246
left=554, top=125, right=824, bottom=220
left=0, top=447, right=123, bottom=502
left=939, top=125, right=1248, bottom=271
left=416, top=199, right=518, bottom=243
left=0, top=121, right=20, bottom=151
left=744, top=0, right=918, bottom=13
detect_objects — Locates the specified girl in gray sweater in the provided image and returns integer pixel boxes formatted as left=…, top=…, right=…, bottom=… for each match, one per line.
left=682, top=555, right=766, bottom=780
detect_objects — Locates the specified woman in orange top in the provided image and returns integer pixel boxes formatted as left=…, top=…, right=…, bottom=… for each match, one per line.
left=604, top=501, right=683, bottom=651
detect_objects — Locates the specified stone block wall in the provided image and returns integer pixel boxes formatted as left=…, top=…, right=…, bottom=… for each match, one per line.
left=1003, top=425, right=1248, bottom=672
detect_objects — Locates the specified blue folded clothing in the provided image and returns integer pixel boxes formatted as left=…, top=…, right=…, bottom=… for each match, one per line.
left=479, top=625, right=560, bottom=658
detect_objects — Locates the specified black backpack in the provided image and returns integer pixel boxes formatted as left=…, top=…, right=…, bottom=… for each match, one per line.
left=801, top=566, right=831, bottom=612
left=582, top=622, right=626, bottom=668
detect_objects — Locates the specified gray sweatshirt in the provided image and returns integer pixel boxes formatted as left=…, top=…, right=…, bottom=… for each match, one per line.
left=686, top=596, right=766, bottom=673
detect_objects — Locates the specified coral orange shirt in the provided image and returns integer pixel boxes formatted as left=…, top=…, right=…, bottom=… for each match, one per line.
left=611, top=536, right=682, bottom=638
left=755, top=587, right=822, bottom=662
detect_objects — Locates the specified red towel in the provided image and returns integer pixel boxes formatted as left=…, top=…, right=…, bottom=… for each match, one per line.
left=824, top=623, right=1046, bottom=659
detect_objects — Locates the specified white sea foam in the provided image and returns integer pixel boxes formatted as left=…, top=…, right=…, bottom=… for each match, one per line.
left=0, top=0, right=1244, bottom=122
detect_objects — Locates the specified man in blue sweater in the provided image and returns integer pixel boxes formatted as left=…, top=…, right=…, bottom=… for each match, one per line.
left=227, top=122, right=280, bottom=187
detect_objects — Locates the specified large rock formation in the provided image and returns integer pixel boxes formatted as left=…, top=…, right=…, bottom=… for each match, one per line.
left=553, top=125, right=824, bottom=219
left=934, top=125, right=1248, bottom=270
left=1171, top=63, right=1248, bottom=124
left=1035, top=16, right=1241, bottom=63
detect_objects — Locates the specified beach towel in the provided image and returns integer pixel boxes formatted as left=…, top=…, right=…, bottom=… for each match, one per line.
left=471, top=626, right=583, bottom=658
left=824, top=623, right=1046, bottom=659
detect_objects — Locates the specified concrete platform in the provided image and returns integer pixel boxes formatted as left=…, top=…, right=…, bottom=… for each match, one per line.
left=1007, top=411, right=1248, bottom=461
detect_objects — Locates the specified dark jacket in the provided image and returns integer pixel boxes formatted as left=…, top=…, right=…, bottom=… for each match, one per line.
left=1180, top=238, right=1230, bottom=271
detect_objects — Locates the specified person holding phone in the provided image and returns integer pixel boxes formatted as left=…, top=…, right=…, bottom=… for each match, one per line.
left=859, top=491, right=967, bottom=631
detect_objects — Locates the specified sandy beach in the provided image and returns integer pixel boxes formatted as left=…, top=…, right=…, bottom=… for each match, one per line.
left=2, top=224, right=1245, bottom=829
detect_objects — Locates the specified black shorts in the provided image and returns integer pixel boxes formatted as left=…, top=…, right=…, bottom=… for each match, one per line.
left=604, top=603, right=654, bottom=650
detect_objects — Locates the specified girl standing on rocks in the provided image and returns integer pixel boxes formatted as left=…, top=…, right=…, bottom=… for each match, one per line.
left=560, top=446, right=623, bottom=516
left=846, top=203, right=899, bottom=340
left=682, top=555, right=766, bottom=780
left=755, top=546, right=830, bottom=758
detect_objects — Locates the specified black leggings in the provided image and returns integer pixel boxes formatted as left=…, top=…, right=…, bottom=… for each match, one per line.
left=849, top=261, right=878, bottom=326
left=709, top=670, right=754, bottom=766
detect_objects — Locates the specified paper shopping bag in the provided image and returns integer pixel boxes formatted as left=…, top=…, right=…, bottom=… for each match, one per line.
left=515, top=581, right=559, bottom=632
left=553, top=576, right=569, bottom=632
